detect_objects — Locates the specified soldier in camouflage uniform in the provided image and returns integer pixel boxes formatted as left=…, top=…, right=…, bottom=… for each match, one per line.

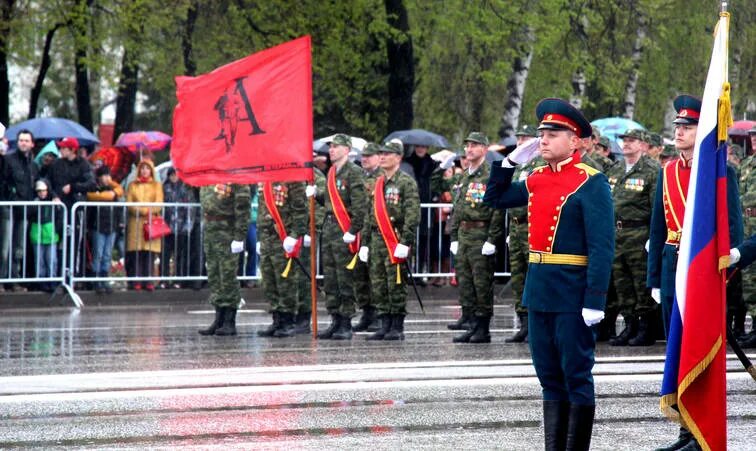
left=606, top=129, right=660, bottom=346
left=592, top=136, right=617, bottom=172
left=659, top=144, right=680, bottom=166
left=311, top=134, right=367, bottom=340
left=448, top=132, right=505, bottom=343
left=198, top=183, right=251, bottom=337
left=257, top=181, right=307, bottom=338
left=646, top=132, right=664, bottom=163
left=359, top=140, right=420, bottom=340
left=737, top=126, right=756, bottom=348
left=352, top=143, right=384, bottom=332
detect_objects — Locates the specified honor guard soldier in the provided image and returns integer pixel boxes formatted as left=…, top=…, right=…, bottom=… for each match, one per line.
left=484, top=98, right=615, bottom=450
left=447, top=132, right=505, bottom=343
left=737, top=125, right=756, bottom=348
left=605, top=129, right=660, bottom=346
left=359, top=140, right=420, bottom=340
left=352, top=143, right=384, bottom=332
left=198, top=183, right=251, bottom=336
left=647, top=95, right=743, bottom=451
left=257, top=181, right=308, bottom=338
left=310, top=134, right=367, bottom=340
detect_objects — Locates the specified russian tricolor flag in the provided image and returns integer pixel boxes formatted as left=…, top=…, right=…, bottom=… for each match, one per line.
left=659, top=12, right=732, bottom=451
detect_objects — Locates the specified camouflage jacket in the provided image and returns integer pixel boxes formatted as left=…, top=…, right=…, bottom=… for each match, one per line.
left=257, top=181, right=307, bottom=239
left=450, top=161, right=505, bottom=243
left=316, top=161, right=367, bottom=235
left=605, top=154, right=660, bottom=229
left=363, top=169, right=420, bottom=247
left=200, top=183, right=251, bottom=240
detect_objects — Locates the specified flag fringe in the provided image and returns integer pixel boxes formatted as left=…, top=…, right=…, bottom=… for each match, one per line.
left=717, top=82, right=733, bottom=143
left=718, top=255, right=729, bottom=271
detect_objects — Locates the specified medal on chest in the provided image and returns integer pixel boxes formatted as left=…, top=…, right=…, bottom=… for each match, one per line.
left=274, top=184, right=288, bottom=206
left=385, top=186, right=401, bottom=205
left=464, top=182, right=486, bottom=206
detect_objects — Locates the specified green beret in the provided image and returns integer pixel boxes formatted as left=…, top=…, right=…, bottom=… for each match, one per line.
left=463, top=131, right=489, bottom=146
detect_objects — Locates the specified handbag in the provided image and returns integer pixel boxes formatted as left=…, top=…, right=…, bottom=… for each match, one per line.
left=143, top=216, right=172, bottom=241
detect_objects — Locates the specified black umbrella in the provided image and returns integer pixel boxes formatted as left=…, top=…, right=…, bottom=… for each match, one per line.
left=383, top=129, right=451, bottom=148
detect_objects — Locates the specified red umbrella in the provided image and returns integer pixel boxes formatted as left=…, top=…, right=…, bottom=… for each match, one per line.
left=115, top=130, right=172, bottom=153
left=89, top=146, right=135, bottom=183
left=728, top=120, right=756, bottom=137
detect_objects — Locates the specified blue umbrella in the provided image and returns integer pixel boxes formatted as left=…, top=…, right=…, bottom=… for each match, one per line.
left=590, top=117, right=645, bottom=144
left=383, top=129, right=450, bottom=148
left=6, top=117, right=100, bottom=148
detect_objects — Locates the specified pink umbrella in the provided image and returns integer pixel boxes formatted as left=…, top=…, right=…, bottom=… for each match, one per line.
left=728, top=120, right=756, bottom=137
left=115, top=130, right=172, bottom=153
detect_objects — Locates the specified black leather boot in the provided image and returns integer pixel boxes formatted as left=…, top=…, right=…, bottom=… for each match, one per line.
left=447, top=307, right=473, bottom=330
left=317, top=314, right=340, bottom=339
left=215, top=308, right=237, bottom=336
left=273, top=312, right=296, bottom=338
left=469, top=315, right=491, bottom=343
left=366, top=314, right=391, bottom=340
left=331, top=315, right=353, bottom=340
left=453, top=316, right=479, bottom=343
left=384, top=314, right=405, bottom=341
left=732, top=308, right=746, bottom=339
left=596, top=308, right=618, bottom=342
left=505, top=312, right=528, bottom=343
left=543, top=400, right=570, bottom=451
left=352, top=306, right=377, bottom=332
left=609, top=315, right=638, bottom=346
left=628, top=312, right=657, bottom=346
left=294, top=311, right=311, bottom=334
left=257, top=312, right=279, bottom=337
left=565, top=404, right=595, bottom=451
left=738, top=330, right=756, bottom=348
left=198, top=306, right=224, bottom=336
left=653, top=427, right=694, bottom=451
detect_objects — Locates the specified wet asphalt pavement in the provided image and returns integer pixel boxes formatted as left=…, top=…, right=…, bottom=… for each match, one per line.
left=0, top=285, right=754, bottom=449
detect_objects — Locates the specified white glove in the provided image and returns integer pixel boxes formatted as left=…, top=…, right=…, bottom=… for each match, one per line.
left=231, top=240, right=244, bottom=254
left=450, top=241, right=459, bottom=256
left=283, top=236, right=298, bottom=253
left=729, top=247, right=741, bottom=266
left=394, top=243, right=409, bottom=259
left=644, top=239, right=650, bottom=253
left=481, top=241, right=496, bottom=256
left=255, top=241, right=261, bottom=255
left=651, top=288, right=661, bottom=304
left=507, top=137, right=541, bottom=165
left=439, top=154, right=456, bottom=170
left=359, top=246, right=369, bottom=263
left=305, top=185, right=317, bottom=197
left=303, top=234, right=312, bottom=247
left=343, top=231, right=356, bottom=243
left=581, top=308, right=605, bottom=326
left=506, top=235, right=510, bottom=246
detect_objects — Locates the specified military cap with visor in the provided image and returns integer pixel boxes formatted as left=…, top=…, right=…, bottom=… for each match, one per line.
left=515, top=124, right=538, bottom=137
left=381, top=139, right=404, bottom=155
left=362, top=142, right=381, bottom=157
left=463, top=131, right=490, bottom=146
left=661, top=144, right=679, bottom=157
left=598, top=136, right=611, bottom=149
left=535, top=98, right=592, bottom=138
left=330, top=133, right=352, bottom=147
left=672, top=94, right=702, bottom=125
left=618, top=128, right=652, bottom=144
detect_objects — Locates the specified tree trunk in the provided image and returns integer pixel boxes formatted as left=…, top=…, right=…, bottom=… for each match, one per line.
left=0, top=0, right=14, bottom=126
left=182, top=1, right=198, bottom=76
left=621, top=12, right=646, bottom=119
left=570, top=69, right=586, bottom=109
left=29, top=23, right=62, bottom=119
left=73, top=0, right=94, bottom=131
left=114, top=49, right=139, bottom=139
left=384, top=0, right=414, bottom=132
left=498, top=26, right=534, bottom=138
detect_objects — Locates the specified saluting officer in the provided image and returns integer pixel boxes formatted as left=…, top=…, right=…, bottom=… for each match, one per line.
left=484, top=98, right=615, bottom=450
left=447, top=132, right=505, bottom=344
left=359, top=140, right=420, bottom=340
left=605, top=129, right=660, bottom=347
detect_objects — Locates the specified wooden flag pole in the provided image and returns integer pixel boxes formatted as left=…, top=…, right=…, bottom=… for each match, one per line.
left=310, top=191, right=318, bottom=337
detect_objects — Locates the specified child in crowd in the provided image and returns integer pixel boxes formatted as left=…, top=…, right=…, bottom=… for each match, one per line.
left=87, top=166, right=124, bottom=294
left=29, top=179, right=60, bottom=292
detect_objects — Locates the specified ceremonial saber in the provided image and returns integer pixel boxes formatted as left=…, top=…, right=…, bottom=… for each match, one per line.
left=402, top=261, right=425, bottom=314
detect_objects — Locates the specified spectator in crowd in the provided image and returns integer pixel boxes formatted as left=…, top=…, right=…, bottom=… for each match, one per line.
left=1, top=129, right=39, bottom=292
left=86, top=166, right=124, bottom=294
left=29, top=179, right=61, bottom=292
left=34, top=141, right=59, bottom=179
left=126, top=160, right=163, bottom=291
left=48, top=137, right=96, bottom=210
left=161, top=167, right=195, bottom=289
left=404, top=143, right=439, bottom=282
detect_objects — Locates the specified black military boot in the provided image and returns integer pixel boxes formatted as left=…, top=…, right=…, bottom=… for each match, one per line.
left=565, top=403, right=595, bottom=451
left=317, top=314, right=340, bottom=339
left=596, top=308, right=618, bottom=342
left=257, top=312, right=280, bottom=337
left=469, top=315, right=491, bottom=343
left=505, top=312, right=528, bottom=343
left=447, top=307, right=473, bottom=330
left=609, top=315, right=638, bottom=346
left=453, top=316, right=479, bottom=343
left=215, top=308, right=237, bottom=336
left=543, top=400, right=570, bottom=451
left=732, top=307, right=746, bottom=339
left=198, top=306, right=224, bottom=336
left=352, top=306, right=378, bottom=332
left=273, top=312, right=296, bottom=338
left=383, top=314, right=405, bottom=341
left=653, top=427, right=694, bottom=451
left=331, top=315, right=353, bottom=340
left=738, top=329, right=756, bottom=348
left=294, top=311, right=311, bottom=334
left=366, top=314, right=391, bottom=340
left=629, top=312, right=657, bottom=346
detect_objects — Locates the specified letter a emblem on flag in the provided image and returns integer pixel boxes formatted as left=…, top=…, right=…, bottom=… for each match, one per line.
left=171, top=36, right=312, bottom=185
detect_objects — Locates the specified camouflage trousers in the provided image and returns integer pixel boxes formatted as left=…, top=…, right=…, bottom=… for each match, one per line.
left=321, top=218, right=356, bottom=316
left=610, top=231, right=656, bottom=316
left=204, top=222, right=241, bottom=308
left=353, top=257, right=372, bottom=309
left=259, top=231, right=297, bottom=314
left=295, top=244, right=314, bottom=315
left=369, top=240, right=408, bottom=315
left=456, top=228, right=495, bottom=317
left=508, top=221, right=529, bottom=314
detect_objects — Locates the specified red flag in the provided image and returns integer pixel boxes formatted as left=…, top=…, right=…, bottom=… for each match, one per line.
left=171, top=36, right=312, bottom=185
